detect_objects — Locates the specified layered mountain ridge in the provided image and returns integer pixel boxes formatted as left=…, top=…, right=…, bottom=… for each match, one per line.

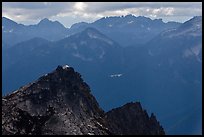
left=2, top=14, right=181, bottom=47
left=2, top=17, right=67, bottom=46
left=2, top=65, right=165, bottom=135
left=2, top=15, right=202, bottom=135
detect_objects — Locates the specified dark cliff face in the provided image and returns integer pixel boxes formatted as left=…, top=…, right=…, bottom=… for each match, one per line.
left=105, top=102, right=165, bottom=135
left=2, top=65, right=165, bottom=135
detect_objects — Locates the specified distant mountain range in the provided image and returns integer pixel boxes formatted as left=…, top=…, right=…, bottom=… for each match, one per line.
left=2, top=17, right=67, bottom=46
left=68, top=14, right=181, bottom=47
left=2, top=14, right=181, bottom=47
left=2, top=15, right=202, bottom=135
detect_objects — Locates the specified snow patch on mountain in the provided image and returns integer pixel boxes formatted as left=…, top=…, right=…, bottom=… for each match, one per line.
left=127, top=21, right=134, bottom=24
left=161, top=28, right=177, bottom=36
left=182, top=44, right=202, bottom=61
left=108, top=24, right=113, bottom=27
left=87, top=32, right=113, bottom=45
left=99, top=49, right=105, bottom=59
left=72, top=52, right=93, bottom=61
left=63, top=65, right=70, bottom=69
left=168, top=27, right=201, bottom=38
left=3, top=29, right=14, bottom=33
left=110, top=74, right=123, bottom=78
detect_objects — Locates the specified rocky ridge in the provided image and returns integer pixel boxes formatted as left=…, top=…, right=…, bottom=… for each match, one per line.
left=2, top=65, right=165, bottom=135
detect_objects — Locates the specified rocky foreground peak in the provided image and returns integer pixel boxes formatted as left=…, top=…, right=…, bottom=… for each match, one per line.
left=2, top=65, right=165, bottom=135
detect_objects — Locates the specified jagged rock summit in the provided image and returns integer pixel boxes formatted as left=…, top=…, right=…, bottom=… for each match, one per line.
left=2, top=65, right=165, bottom=135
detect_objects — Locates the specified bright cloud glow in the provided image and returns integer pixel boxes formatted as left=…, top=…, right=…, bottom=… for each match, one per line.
left=74, top=2, right=87, bottom=11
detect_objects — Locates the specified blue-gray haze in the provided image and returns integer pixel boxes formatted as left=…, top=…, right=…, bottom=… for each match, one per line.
left=2, top=15, right=202, bottom=135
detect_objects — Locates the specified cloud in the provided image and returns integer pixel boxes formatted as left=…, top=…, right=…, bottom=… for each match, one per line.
left=2, top=2, right=202, bottom=27
left=2, top=2, right=74, bottom=23
left=73, top=2, right=87, bottom=11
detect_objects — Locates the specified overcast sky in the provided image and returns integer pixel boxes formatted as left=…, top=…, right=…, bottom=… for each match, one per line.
left=2, top=2, right=202, bottom=28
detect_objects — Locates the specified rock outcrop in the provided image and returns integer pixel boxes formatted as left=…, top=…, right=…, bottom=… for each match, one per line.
left=2, top=65, right=165, bottom=135
left=105, top=102, right=165, bottom=135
